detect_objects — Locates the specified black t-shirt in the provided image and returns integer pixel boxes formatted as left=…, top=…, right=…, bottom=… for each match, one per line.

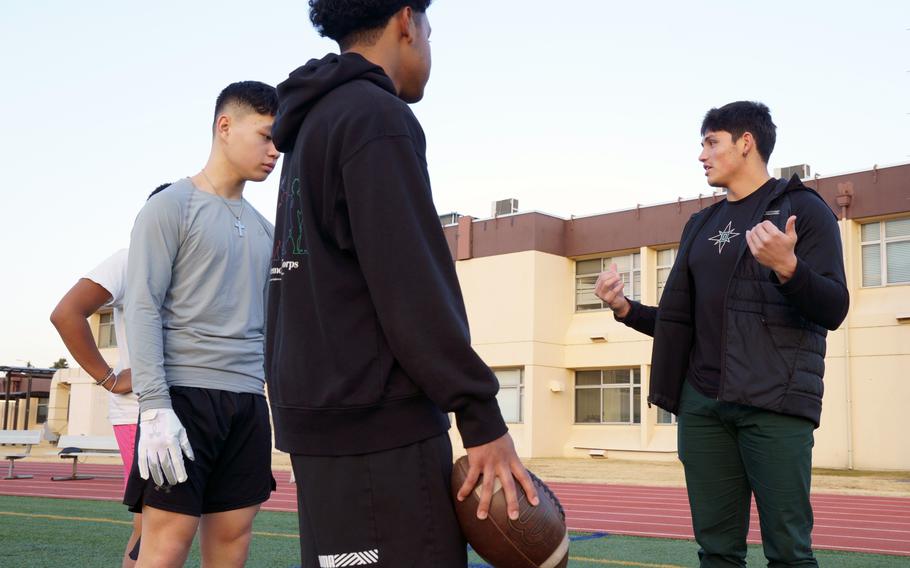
left=687, top=178, right=777, bottom=398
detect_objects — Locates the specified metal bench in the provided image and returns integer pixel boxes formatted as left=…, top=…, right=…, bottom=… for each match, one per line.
left=52, top=434, right=121, bottom=481
left=0, top=429, right=43, bottom=479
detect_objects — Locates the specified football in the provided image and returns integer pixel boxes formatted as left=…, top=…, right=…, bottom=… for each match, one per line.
left=451, top=455, right=569, bottom=568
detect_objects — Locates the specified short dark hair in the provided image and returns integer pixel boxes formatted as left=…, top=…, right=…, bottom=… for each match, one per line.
left=147, top=183, right=172, bottom=200
left=309, top=0, right=432, bottom=49
left=213, top=81, right=278, bottom=128
left=701, top=101, right=777, bottom=163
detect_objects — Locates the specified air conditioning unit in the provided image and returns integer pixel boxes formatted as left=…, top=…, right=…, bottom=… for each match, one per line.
left=438, top=212, right=462, bottom=226
left=492, top=198, right=518, bottom=217
left=774, top=164, right=811, bottom=180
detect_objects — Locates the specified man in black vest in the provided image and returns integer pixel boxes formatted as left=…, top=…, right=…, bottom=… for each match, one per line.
left=595, top=101, right=848, bottom=567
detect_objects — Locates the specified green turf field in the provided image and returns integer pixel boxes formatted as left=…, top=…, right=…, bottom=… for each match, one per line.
left=0, top=495, right=902, bottom=567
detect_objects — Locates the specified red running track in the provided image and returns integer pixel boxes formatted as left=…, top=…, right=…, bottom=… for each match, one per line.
left=2, top=462, right=908, bottom=557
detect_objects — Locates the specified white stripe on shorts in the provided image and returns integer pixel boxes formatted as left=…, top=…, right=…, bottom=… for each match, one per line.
left=318, top=549, right=379, bottom=567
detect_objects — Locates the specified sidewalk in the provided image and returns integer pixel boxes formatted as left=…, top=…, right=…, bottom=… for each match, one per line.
left=520, top=457, right=910, bottom=497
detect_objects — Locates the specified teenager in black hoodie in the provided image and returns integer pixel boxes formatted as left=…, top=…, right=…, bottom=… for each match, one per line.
left=266, top=2, right=538, bottom=566
left=595, top=102, right=849, bottom=567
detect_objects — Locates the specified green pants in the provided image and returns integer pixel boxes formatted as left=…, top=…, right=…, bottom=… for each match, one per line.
left=677, top=381, right=818, bottom=567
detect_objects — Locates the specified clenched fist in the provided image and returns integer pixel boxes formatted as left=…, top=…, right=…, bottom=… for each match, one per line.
left=594, top=263, right=631, bottom=318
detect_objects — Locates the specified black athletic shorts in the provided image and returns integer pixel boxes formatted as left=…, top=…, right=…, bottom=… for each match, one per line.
left=123, top=386, right=276, bottom=517
left=291, top=433, right=467, bottom=568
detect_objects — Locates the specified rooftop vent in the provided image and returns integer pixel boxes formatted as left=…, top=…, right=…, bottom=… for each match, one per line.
left=439, top=212, right=462, bottom=226
left=492, top=198, right=518, bottom=217
left=774, top=164, right=811, bottom=180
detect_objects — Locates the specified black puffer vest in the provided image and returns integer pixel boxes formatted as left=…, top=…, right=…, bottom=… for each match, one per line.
left=648, top=177, right=831, bottom=427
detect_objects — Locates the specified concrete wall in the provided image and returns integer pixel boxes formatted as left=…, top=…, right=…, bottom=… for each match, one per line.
left=812, top=219, right=910, bottom=470
left=50, top=364, right=115, bottom=438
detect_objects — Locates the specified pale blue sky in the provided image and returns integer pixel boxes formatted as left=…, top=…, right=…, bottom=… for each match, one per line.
left=1, top=1, right=907, bottom=366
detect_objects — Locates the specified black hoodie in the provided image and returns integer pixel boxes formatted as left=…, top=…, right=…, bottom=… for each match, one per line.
left=265, top=52, right=507, bottom=456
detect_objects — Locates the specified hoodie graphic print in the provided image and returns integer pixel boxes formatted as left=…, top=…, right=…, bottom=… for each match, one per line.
left=270, top=176, right=306, bottom=280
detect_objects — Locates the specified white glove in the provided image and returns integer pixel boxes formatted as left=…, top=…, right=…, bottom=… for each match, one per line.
left=137, top=408, right=195, bottom=487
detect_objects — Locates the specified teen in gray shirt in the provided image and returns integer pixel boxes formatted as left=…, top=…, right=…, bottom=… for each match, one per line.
left=126, top=176, right=273, bottom=412
left=122, top=81, right=279, bottom=568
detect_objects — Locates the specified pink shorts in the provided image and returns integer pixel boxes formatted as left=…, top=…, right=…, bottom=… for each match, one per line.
left=113, top=423, right=137, bottom=491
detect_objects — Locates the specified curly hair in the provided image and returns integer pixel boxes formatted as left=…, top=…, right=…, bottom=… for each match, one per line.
left=309, top=0, right=432, bottom=48
left=701, top=101, right=777, bottom=163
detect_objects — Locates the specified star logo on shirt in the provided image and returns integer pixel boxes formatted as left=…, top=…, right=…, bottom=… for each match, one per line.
left=709, top=221, right=740, bottom=254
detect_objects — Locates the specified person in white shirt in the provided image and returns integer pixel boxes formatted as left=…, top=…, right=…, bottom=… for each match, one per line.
left=50, top=183, right=171, bottom=568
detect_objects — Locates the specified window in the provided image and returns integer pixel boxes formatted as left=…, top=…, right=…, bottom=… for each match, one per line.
left=574, top=368, right=641, bottom=424
left=35, top=397, right=49, bottom=424
left=575, top=253, right=641, bottom=311
left=657, top=408, right=677, bottom=425
left=656, top=248, right=678, bottom=301
left=97, top=311, right=117, bottom=348
left=494, top=368, right=523, bottom=423
left=861, top=218, right=910, bottom=287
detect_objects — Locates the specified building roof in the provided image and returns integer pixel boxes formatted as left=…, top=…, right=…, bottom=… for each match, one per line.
left=1, top=367, right=57, bottom=398
left=443, top=163, right=910, bottom=260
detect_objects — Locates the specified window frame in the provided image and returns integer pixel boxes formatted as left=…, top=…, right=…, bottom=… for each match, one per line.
left=35, top=396, right=49, bottom=424
left=657, top=407, right=677, bottom=425
left=575, top=252, right=642, bottom=311
left=861, top=217, right=910, bottom=288
left=574, top=367, right=642, bottom=425
left=655, top=247, right=678, bottom=302
left=97, top=309, right=117, bottom=349
left=493, top=368, right=524, bottom=424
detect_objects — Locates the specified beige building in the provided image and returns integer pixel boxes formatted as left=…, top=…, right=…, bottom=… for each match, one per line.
left=49, top=163, right=909, bottom=471
left=446, top=163, right=910, bottom=471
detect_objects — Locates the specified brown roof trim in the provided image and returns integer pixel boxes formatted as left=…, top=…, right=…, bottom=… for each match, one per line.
left=443, top=163, right=910, bottom=260
left=808, top=163, right=910, bottom=221
left=566, top=197, right=716, bottom=257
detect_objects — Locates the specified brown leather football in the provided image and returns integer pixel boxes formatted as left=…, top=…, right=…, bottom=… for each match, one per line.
left=451, top=455, right=569, bottom=568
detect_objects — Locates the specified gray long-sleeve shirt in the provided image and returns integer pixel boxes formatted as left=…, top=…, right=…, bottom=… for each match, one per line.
left=125, top=178, right=274, bottom=412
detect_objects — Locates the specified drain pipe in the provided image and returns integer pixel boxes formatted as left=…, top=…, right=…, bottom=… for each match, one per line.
left=836, top=182, right=854, bottom=470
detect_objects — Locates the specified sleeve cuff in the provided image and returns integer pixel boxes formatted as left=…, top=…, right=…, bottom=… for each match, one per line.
left=771, top=257, right=809, bottom=295
left=138, top=396, right=173, bottom=413
left=614, top=298, right=638, bottom=324
left=455, top=397, right=508, bottom=448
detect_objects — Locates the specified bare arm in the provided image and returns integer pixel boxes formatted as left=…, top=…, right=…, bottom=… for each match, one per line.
left=50, top=279, right=132, bottom=394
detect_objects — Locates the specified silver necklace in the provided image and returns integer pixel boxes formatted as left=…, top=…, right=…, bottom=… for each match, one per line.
left=202, top=169, right=246, bottom=237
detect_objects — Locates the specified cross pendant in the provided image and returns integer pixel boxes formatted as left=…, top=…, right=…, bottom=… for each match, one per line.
left=234, top=220, right=246, bottom=237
